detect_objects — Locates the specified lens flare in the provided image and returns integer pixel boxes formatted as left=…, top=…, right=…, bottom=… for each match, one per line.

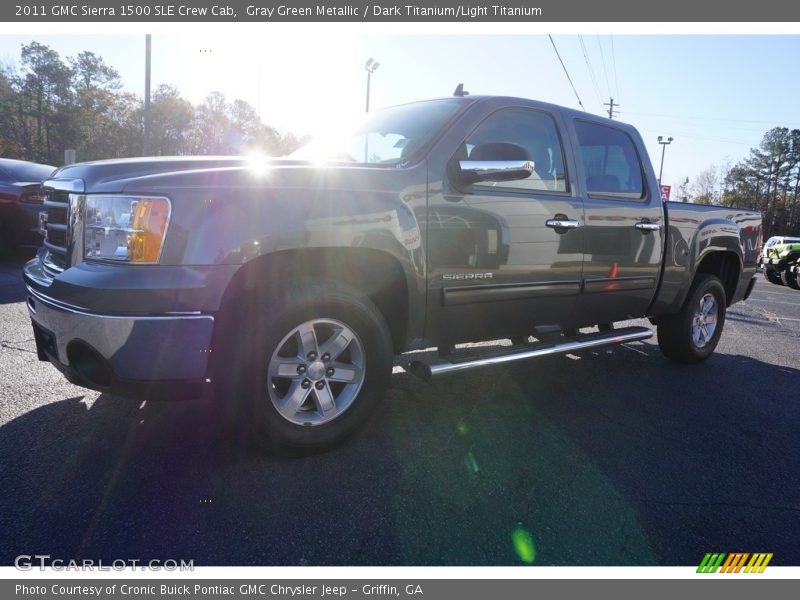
left=464, top=452, right=480, bottom=474
left=511, top=526, right=536, bottom=564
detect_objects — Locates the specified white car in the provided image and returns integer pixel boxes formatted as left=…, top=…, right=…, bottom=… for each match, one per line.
left=759, top=236, right=800, bottom=267
left=762, top=236, right=800, bottom=256
left=759, top=235, right=800, bottom=286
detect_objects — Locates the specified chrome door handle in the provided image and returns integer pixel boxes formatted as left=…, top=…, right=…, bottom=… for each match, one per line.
left=545, top=219, right=581, bottom=230
left=634, top=221, right=661, bottom=232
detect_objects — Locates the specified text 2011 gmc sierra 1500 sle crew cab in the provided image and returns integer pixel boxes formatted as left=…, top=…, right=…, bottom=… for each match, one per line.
left=24, top=95, right=762, bottom=449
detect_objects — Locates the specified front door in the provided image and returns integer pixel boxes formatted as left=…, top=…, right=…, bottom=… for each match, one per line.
left=426, top=107, right=585, bottom=345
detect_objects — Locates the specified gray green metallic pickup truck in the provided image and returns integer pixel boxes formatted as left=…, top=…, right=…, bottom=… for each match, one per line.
left=24, top=95, right=761, bottom=449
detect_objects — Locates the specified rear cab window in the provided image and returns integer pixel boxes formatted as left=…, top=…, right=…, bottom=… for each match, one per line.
left=575, top=120, right=646, bottom=200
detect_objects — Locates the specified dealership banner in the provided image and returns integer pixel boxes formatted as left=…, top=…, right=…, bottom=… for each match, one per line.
left=4, top=579, right=797, bottom=599
left=4, top=0, right=800, bottom=22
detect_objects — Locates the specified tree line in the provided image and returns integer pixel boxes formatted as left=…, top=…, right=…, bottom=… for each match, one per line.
left=0, top=42, right=305, bottom=166
left=676, top=127, right=800, bottom=238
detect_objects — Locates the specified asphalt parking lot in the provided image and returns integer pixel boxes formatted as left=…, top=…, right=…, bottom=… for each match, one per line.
left=1, top=250, right=798, bottom=566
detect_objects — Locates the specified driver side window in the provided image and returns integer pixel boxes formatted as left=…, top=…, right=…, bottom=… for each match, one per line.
left=464, top=108, right=568, bottom=193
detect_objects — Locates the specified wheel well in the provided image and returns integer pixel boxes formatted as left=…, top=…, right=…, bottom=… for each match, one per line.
left=218, top=248, right=410, bottom=353
left=695, top=251, right=740, bottom=306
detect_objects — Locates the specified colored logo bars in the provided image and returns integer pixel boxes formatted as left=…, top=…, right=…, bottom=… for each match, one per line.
left=697, top=553, right=773, bottom=573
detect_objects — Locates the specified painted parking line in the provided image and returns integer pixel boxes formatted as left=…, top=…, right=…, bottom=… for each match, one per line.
left=752, top=289, right=799, bottom=297
left=745, top=299, right=800, bottom=308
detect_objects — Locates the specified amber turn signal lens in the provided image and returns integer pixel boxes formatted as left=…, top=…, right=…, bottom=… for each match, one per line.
left=129, top=198, right=170, bottom=263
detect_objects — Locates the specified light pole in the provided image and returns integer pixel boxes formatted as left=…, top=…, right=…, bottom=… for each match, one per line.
left=364, top=58, right=379, bottom=112
left=657, top=135, right=673, bottom=185
left=143, top=34, right=151, bottom=156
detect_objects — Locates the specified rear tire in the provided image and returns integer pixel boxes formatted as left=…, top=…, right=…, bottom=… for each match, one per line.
left=780, top=269, right=800, bottom=290
left=764, top=268, right=783, bottom=285
left=658, top=274, right=726, bottom=364
left=215, top=281, right=393, bottom=451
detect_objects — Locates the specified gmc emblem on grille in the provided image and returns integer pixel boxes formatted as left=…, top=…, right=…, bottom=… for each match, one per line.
left=38, top=211, right=48, bottom=237
left=443, top=273, right=494, bottom=280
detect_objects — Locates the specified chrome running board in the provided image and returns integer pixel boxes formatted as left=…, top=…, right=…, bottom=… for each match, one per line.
left=409, top=326, right=653, bottom=381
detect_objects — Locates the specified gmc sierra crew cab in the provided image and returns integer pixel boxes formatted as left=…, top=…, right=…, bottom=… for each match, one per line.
left=24, top=95, right=762, bottom=449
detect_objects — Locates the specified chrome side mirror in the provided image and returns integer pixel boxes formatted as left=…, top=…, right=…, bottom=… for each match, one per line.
left=458, top=159, right=534, bottom=184
left=454, top=141, right=534, bottom=184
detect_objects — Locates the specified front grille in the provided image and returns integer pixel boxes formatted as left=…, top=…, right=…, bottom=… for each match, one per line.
left=43, top=190, right=70, bottom=273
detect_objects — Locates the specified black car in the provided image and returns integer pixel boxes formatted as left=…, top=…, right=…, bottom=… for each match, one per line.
left=0, top=158, right=56, bottom=250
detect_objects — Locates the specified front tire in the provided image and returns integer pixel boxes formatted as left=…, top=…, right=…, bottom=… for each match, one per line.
left=219, top=282, right=393, bottom=451
left=780, top=269, right=800, bottom=290
left=764, top=268, right=783, bottom=285
left=657, top=274, right=726, bottom=364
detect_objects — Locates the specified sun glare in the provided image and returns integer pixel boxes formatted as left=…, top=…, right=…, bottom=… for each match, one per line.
left=289, top=114, right=366, bottom=164
left=246, top=152, right=271, bottom=176
left=166, top=30, right=366, bottom=137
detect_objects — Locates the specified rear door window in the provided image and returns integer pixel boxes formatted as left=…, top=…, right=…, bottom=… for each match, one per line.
left=575, top=121, right=645, bottom=200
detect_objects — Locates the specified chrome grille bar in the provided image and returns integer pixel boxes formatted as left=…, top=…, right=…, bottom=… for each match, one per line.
left=41, top=178, right=85, bottom=275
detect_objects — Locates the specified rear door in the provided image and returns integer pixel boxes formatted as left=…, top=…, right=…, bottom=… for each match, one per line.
left=571, top=119, right=665, bottom=324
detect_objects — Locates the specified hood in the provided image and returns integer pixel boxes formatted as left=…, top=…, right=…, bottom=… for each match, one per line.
left=48, top=156, right=420, bottom=196
left=49, top=156, right=250, bottom=191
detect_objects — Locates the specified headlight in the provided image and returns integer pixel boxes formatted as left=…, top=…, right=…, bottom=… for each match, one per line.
left=84, top=195, right=171, bottom=263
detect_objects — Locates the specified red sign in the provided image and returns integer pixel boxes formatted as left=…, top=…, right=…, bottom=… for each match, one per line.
left=660, top=184, right=671, bottom=201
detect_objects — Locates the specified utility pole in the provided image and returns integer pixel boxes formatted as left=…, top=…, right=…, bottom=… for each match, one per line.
left=143, top=34, right=151, bottom=156
left=604, top=97, right=619, bottom=119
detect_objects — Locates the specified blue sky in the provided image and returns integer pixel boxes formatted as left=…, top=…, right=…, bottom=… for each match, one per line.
left=1, top=33, right=799, bottom=191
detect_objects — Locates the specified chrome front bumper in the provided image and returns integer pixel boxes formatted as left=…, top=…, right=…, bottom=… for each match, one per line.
left=27, top=287, right=215, bottom=393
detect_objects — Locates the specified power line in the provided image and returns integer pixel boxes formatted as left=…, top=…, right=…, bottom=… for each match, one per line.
left=627, top=110, right=800, bottom=126
left=657, top=122, right=785, bottom=133
left=596, top=35, right=612, bottom=98
left=548, top=34, right=585, bottom=112
left=610, top=35, right=620, bottom=98
left=578, top=35, right=603, bottom=109
left=639, top=128, right=755, bottom=147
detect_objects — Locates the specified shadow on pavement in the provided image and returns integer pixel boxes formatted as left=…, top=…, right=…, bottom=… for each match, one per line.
left=0, top=392, right=406, bottom=566
left=0, top=248, right=35, bottom=305
left=0, top=344, right=798, bottom=566
left=505, top=343, right=800, bottom=566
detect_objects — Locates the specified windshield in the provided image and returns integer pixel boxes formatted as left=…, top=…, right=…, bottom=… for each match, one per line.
left=290, top=99, right=468, bottom=166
